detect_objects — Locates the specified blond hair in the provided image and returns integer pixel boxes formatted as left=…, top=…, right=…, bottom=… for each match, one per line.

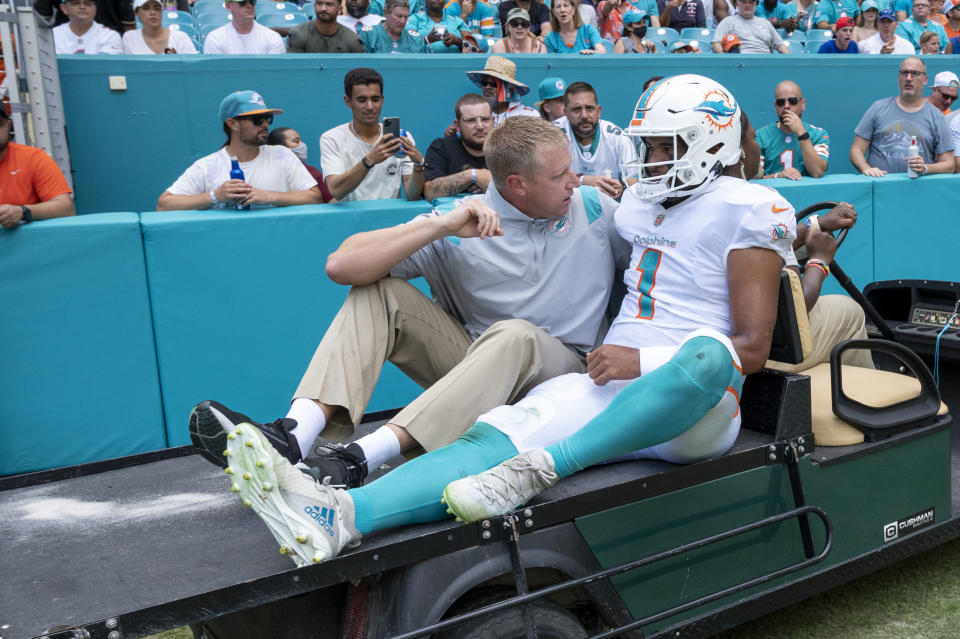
left=484, top=116, right=569, bottom=188
left=549, top=0, right=583, bottom=31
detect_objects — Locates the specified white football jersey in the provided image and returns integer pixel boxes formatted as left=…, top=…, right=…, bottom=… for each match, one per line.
left=604, top=176, right=795, bottom=349
left=554, top=117, right=639, bottom=180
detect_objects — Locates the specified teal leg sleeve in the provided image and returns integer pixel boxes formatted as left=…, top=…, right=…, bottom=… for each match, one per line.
left=546, top=337, right=736, bottom=478
left=348, top=423, right=518, bottom=535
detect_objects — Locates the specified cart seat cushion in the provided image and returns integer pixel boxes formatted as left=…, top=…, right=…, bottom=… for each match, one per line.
left=804, top=363, right=949, bottom=446
left=785, top=268, right=813, bottom=360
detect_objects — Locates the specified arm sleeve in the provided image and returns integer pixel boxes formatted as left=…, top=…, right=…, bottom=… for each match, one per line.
left=479, top=4, right=497, bottom=35
left=585, top=24, right=602, bottom=46
left=319, top=130, right=348, bottom=176
left=812, top=127, right=830, bottom=160
left=203, top=30, right=222, bottom=53
left=934, top=112, right=954, bottom=155
left=853, top=102, right=878, bottom=141
left=167, top=160, right=209, bottom=196
left=286, top=26, right=305, bottom=52
left=173, top=30, right=198, bottom=53
left=102, top=28, right=122, bottom=54
left=389, top=210, right=446, bottom=279
left=601, top=193, right=632, bottom=270
left=696, top=0, right=706, bottom=27
left=729, top=196, right=795, bottom=264
left=713, top=17, right=730, bottom=42
left=269, top=29, right=287, bottom=54
left=951, top=118, right=960, bottom=157
left=30, top=150, right=72, bottom=201
left=118, top=0, right=135, bottom=25
left=423, top=139, right=449, bottom=182
left=280, top=147, right=320, bottom=191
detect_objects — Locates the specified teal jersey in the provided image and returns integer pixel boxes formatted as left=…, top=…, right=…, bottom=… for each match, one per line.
left=756, top=0, right=796, bottom=22
left=360, top=23, right=429, bottom=52
left=756, top=122, right=830, bottom=176
left=443, top=0, right=498, bottom=36
left=406, top=12, right=470, bottom=51
left=896, top=17, right=948, bottom=52
left=813, top=0, right=859, bottom=24
left=627, top=0, right=659, bottom=23
left=370, top=0, right=425, bottom=16
left=893, top=0, right=911, bottom=14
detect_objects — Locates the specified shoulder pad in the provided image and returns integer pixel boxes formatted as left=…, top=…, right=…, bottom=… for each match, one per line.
left=361, top=24, right=374, bottom=31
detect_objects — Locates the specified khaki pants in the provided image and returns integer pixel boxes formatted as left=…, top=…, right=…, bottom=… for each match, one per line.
left=294, top=278, right=586, bottom=451
left=765, top=294, right=875, bottom=374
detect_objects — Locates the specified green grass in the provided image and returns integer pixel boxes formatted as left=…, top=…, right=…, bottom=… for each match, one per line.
left=146, top=537, right=960, bottom=639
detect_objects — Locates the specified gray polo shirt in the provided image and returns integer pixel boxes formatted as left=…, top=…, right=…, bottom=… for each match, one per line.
left=713, top=14, right=783, bottom=53
left=390, top=185, right=629, bottom=354
left=854, top=97, right=952, bottom=173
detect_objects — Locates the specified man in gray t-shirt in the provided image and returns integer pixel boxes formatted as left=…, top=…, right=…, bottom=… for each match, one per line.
left=850, top=56, right=954, bottom=176
left=712, top=0, right=790, bottom=53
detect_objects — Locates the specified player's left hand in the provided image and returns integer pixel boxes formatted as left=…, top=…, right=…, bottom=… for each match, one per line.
left=0, top=203, right=24, bottom=228
left=820, top=202, right=856, bottom=231
left=399, top=135, right=423, bottom=165
left=586, top=344, right=641, bottom=385
left=805, top=230, right=838, bottom=265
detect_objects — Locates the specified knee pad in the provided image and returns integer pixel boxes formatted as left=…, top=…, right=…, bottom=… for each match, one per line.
left=671, top=336, right=738, bottom=399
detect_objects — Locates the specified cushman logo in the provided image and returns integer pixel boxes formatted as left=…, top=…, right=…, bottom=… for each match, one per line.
left=882, top=507, right=935, bottom=543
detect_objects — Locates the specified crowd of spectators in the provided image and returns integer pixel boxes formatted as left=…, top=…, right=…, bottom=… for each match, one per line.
left=40, top=0, right=960, bottom=54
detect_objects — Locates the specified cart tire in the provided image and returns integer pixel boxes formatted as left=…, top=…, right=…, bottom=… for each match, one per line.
left=439, top=588, right=588, bottom=639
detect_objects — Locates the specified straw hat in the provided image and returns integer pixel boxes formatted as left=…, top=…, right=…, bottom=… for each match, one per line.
left=466, top=55, right=530, bottom=96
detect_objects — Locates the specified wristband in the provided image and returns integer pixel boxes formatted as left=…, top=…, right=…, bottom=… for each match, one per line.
left=922, top=163, right=928, bottom=175
left=471, top=168, right=477, bottom=184
left=805, top=258, right=830, bottom=278
left=361, top=156, right=374, bottom=169
left=20, top=205, right=32, bottom=224
left=797, top=131, right=810, bottom=141
left=805, top=214, right=820, bottom=234
left=209, top=190, right=218, bottom=205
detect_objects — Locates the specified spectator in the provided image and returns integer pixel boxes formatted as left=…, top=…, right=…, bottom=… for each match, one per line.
left=672, top=38, right=703, bottom=50
left=498, top=0, right=552, bottom=36
left=543, top=0, right=606, bottom=52
left=286, top=0, right=365, bottom=51
left=757, top=81, right=829, bottom=179
left=466, top=55, right=539, bottom=124
left=122, top=0, right=197, bottom=54
left=203, top=0, right=285, bottom=54
left=818, top=15, right=859, bottom=51
left=945, top=0, right=960, bottom=41
left=320, top=68, right=425, bottom=202
left=35, top=0, right=135, bottom=36
left=927, top=71, right=959, bottom=113
left=339, top=0, right=384, bottom=31
left=599, top=0, right=660, bottom=42
left=422, top=94, right=493, bottom=200
left=919, top=29, right=942, bottom=50
left=535, top=77, right=567, bottom=120
left=360, top=0, right=429, bottom=51
left=712, top=0, right=789, bottom=52
left=408, top=0, right=472, bottom=51
left=814, top=0, right=859, bottom=30
left=461, top=32, right=490, bottom=50
left=613, top=10, right=660, bottom=51
left=554, top=81, right=638, bottom=198
left=491, top=7, right=547, bottom=51
left=897, top=0, right=948, bottom=51
left=579, top=0, right=600, bottom=29
left=755, top=0, right=799, bottom=31
left=658, top=0, right=705, bottom=32
left=719, top=32, right=741, bottom=51
left=793, top=0, right=815, bottom=32
left=444, top=0, right=499, bottom=38
left=157, top=91, right=322, bottom=211
left=854, top=0, right=881, bottom=41
left=951, top=113, right=960, bottom=169
left=859, top=9, right=916, bottom=52
left=52, top=0, right=122, bottom=54
left=0, top=109, right=74, bottom=229
left=850, top=57, right=955, bottom=177
left=267, top=127, right=335, bottom=203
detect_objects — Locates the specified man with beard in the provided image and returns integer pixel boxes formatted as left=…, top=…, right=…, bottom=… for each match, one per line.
left=0, top=107, right=74, bottom=229
left=157, top=91, right=322, bottom=211
left=359, top=0, right=428, bottom=52
left=466, top=56, right=538, bottom=125
left=553, top=82, right=637, bottom=199
left=757, top=81, right=829, bottom=179
left=423, top=94, right=493, bottom=200
left=203, top=0, right=285, bottom=54
left=287, top=0, right=365, bottom=52
left=338, top=0, right=385, bottom=32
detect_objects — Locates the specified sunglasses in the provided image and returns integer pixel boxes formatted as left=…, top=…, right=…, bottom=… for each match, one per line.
left=509, top=20, right=531, bottom=27
left=935, top=88, right=958, bottom=101
left=775, top=97, right=801, bottom=107
left=237, top=113, right=273, bottom=125
left=479, top=77, right=499, bottom=88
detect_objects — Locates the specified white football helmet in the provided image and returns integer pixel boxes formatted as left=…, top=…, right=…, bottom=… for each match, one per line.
left=622, top=74, right=742, bottom=203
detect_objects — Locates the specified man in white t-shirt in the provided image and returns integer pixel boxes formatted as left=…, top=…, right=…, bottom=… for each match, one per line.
left=553, top=81, right=638, bottom=199
left=52, top=0, right=122, bottom=54
left=320, top=67, right=425, bottom=202
left=157, top=91, right=322, bottom=210
left=203, top=0, right=286, bottom=54
left=859, top=9, right=915, bottom=54
left=711, top=0, right=789, bottom=53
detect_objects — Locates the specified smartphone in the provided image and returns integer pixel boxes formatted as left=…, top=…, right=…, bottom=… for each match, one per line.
left=382, top=117, right=405, bottom=157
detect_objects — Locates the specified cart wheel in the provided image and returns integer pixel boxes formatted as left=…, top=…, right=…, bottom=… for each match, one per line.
left=438, top=587, right=588, bottom=639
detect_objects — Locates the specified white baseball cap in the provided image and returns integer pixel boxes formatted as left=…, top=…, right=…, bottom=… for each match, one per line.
left=933, top=71, right=960, bottom=88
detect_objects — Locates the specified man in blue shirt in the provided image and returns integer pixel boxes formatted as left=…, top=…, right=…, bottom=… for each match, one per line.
left=757, top=80, right=830, bottom=179
left=817, top=15, right=859, bottom=51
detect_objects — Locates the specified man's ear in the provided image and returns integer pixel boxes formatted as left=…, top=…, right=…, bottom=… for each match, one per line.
left=505, top=173, right=526, bottom=197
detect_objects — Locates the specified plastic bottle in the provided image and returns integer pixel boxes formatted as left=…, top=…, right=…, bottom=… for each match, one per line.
left=230, top=157, right=250, bottom=210
left=906, top=136, right=919, bottom=179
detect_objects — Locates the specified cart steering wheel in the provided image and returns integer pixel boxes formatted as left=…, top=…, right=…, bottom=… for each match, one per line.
left=795, top=200, right=849, bottom=260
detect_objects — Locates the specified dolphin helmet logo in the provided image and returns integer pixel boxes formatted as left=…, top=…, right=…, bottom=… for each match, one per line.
left=694, top=89, right=738, bottom=130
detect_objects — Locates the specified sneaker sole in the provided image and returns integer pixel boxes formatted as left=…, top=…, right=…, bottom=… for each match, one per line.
left=189, top=402, right=231, bottom=469
left=440, top=484, right=480, bottom=523
left=225, top=424, right=336, bottom=567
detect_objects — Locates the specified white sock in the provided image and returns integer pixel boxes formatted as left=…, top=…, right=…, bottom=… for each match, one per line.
left=286, top=398, right=328, bottom=458
left=353, top=426, right=402, bottom=469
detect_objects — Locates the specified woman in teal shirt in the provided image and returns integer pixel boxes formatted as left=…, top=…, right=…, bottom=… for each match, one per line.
left=543, top=0, right=606, bottom=53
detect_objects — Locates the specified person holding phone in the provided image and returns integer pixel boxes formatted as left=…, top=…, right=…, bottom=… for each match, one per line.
left=320, top=68, right=425, bottom=202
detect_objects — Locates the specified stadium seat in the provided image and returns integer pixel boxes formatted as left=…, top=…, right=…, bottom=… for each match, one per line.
left=649, top=27, right=679, bottom=46
left=167, top=22, right=198, bottom=38
left=777, top=28, right=806, bottom=41
left=192, top=0, right=226, bottom=11
left=302, top=3, right=315, bottom=17
left=680, top=27, right=712, bottom=40
left=200, top=21, right=227, bottom=38
left=781, top=39, right=803, bottom=53
left=809, top=28, right=833, bottom=39
left=196, top=10, right=231, bottom=27
left=256, top=12, right=308, bottom=26
left=804, top=37, right=832, bottom=52
left=162, top=10, right=195, bottom=27
left=257, top=1, right=304, bottom=14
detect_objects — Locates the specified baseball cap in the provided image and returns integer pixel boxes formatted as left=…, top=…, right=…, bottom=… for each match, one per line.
left=860, top=0, right=881, bottom=11
left=669, top=40, right=700, bottom=52
left=944, top=0, right=960, bottom=13
left=934, top=71, right=960, bottom=88
left=835, top=15, right=855, bottom=29
left=505, top=7, right=531, bottom=23
left=622, top=10, right=645, bottom=24
left=462, top=32, right=490, bottom=53
left=133, top=0, right=162, bottom=9
left=878, top=8, right=896, bottom=20
left=218, top=90, right=284, bottom=123
left=721, top=33, right=741, bottom=51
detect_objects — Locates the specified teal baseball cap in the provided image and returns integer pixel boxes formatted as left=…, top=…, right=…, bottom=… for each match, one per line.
left=622, top=10, right=645, bottom=24
left=860, top=0, right=881, bottom=11
left=218, top=90, right=284, bottom=123
left=537, top=77, right=567, bottom=102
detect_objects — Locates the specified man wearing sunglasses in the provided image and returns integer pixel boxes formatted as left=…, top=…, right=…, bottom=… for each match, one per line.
left=927, top=71, right=959, bottom=115
left=756, top=81, right=829, bottom=180
left=203, top=0, right=286, bottom=54
left=157, top=91, right=323, bottom=210
left=52, top=0, right=122, bottom=54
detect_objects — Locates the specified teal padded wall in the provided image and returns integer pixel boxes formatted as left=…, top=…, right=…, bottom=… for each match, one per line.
left=57, top=55, right=960, bottom=214
left=0, top=213, right=166, bottom=475
left=139, top=201, right=428, bottom=448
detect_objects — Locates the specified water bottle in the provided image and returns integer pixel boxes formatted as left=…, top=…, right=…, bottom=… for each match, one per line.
left=230, top=157, right=249, bottom=210
left=906, top=136, right=920, bottom=179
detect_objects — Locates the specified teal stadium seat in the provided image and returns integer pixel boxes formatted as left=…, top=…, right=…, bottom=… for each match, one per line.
left=649, top=27, right=679, bottom=46
left=168, top=22, right=199, bottom=38
left=257, top=11, right=308, bottom=26
left=680, top=27, right=713, bottom=40
left=257, top=1, right=304, bottom=14
left=302, top=2, right=315, bottom=17
left=192, top=0, right=227, bottom=12
left=162, top=10, right=195, bottom=27
left=805, top=37, right=832, bottom=52
left=200, top=21, right=227, bottom=38
left=777, top=28, right=806, bottom=41
left=809, top=28, right=833, bottom=38
left=781, top=39, right=803, bottom=53
left=196, top=10, right=231, bottom=28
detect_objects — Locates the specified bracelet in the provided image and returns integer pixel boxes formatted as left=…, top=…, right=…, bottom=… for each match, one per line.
left=209, top=190, right=218, bottom=205
left=805, top=214, right=820, bottom=234
left=922, top=163, right=928, bottom=175
left=471, top=168, right=477, bottom=184
left=805, top=258, right=830, bottom=278
left=360, top=156, right=374, bottom=170
left=797, top=131, right=810, bottom=141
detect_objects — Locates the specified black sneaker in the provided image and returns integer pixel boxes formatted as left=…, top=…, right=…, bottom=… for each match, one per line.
left=300, top=443, right=369, bottom=488
left=189, top=400, right=301, bottom=469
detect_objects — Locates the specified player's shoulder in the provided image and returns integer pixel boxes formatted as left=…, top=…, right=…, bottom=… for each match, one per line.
left=715, top=177, right=791, bottom=211
left=599, top=119, right=624, bottom=136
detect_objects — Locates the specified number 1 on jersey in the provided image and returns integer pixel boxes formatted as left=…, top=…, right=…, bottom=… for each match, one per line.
left=635, top=248, right=662, bottom=319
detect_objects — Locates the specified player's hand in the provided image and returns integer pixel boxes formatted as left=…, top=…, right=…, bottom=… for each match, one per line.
left=398, top=135, right=423, bottom=165
left=580, top=174, right=623, bottom=198
left=586, top=344, right=641, bottom=386
left=780, top=110, right=805, bottom=135
left=437, top=199, right=503, bottom=239
left=0, top=203, right=23, bottom=228
left=862, top=166, right=887, bottom=177
left=367, top=134, right=404, bottom=165
left=214, top=179, right=251, bottom=204
left=804, top=230, right=838, bottom=265
left=907, top=155, right=925, bottom=174
left=820, top=202, right=856, bottom=231
left=780, top=167, right=803, bottom=180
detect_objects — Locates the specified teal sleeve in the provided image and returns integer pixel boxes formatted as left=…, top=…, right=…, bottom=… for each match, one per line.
left=586, top=23, right=602, bottom=47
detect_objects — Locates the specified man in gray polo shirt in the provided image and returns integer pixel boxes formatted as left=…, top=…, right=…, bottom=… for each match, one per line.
left=190, top=116, right=628, bottom=489
left=712, top=0, right=790, bottom=53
